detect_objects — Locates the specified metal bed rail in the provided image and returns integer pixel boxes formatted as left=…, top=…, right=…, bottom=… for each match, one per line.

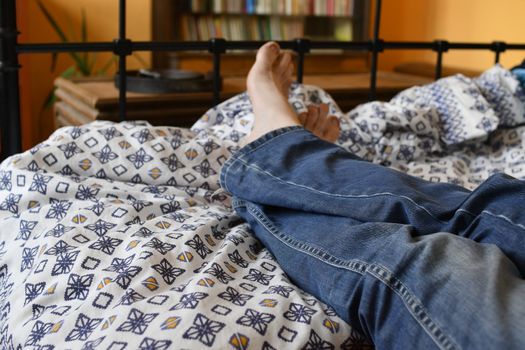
left=2, top=0, right=525, bottom=161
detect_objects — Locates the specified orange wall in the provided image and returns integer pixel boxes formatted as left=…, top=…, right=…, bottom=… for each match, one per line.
left=18, top=0, right=525, bottom=149
left=379, top=0, right=525, bottom=71
left=18, top=0, right=151, bottom=149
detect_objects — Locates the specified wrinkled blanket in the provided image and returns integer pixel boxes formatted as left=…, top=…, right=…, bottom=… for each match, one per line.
left=0, top=65, right=524, bottom=349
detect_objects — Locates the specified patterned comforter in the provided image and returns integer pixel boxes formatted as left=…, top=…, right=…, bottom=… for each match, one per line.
left=0, top=65, right=524, bottom=349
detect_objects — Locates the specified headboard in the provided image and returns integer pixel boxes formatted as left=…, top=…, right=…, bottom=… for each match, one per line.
left=1, top=0, right=524, bottom=161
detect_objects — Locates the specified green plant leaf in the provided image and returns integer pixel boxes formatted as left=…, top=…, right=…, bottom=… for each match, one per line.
left=37, top=0, right=90, bottom=76
left=61, top=65, right=78, bottom=78
left=66, top=13, right=78, bottom=42
left=36, top=0, right=69, bottom=43
left=81, top=8, right=87, bottom=43
left=42, top=87, right=57, bottom=111
left=76, top=56, right=91, bottom=77
left=97, top=55, right=118, bottom=76
left=132, top=53, right=148, bottom=68
left=81, top=8, right=88, bottom=70
left=38, top=0, right=66, bottom=73
left=88, top=52, right=97, bottom=73
left=50, top=52, right=58, bottom=72
left=76, top=8, right=91, bottom=76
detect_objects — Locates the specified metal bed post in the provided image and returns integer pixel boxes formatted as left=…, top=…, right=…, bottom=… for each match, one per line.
left=433, top=40, right=449, bottom=80
left=294, top=38, right=310, bottom=84
left=209, top=38, right=226, bottom=106
left=369, top=0, right=382, bottom=101
left=492, top=41, right=506, bottom=64
left=115, top=0, right=132, bottom=122
left=0, top=0, right=21, bottom=158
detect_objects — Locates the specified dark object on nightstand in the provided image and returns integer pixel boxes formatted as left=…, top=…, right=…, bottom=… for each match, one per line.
left=114, top=69, right=218, bottom=93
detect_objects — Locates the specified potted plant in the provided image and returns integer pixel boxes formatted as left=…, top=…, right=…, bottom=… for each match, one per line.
left=37, top=0, right=145, bottom=109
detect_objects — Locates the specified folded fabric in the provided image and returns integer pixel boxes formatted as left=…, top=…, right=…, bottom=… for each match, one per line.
left=513, top=68, right=525, bottom=90
left=193, top=64, right=525, bottom=189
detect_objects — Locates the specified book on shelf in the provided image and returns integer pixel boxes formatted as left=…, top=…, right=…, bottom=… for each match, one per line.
left=173, top=0, right=356, bottom=42
left=184, top=0, right=355, bottom=16
left=334, top=18, right=353, bottom=41
left=178, top=15, right=350, bottom=41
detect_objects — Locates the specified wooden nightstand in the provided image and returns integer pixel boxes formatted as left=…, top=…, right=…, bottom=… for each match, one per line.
left=53, top=72, right=432, bottom=129
left=52, top=76, right=239, bottom=128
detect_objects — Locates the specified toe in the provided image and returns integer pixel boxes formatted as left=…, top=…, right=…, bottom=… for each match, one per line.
left=277, top=52, right=293, bottom=71
left=323, top=116, right=340, bottom=143
left=256, top=42, right=280, bottom=68
left=298, top=112, right=307, bottom=125
left=304, top=105, right=320, bottom=131
left=318, top=103, right=329, bottom=121
left=316, top=103, right=330, bottom=131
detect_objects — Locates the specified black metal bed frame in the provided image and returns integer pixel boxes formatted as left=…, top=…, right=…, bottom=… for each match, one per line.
left=1, top=0, right=525, bottom=161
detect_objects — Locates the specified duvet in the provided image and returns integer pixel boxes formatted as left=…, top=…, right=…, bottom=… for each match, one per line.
left=0, top=65, right=524, bottom=349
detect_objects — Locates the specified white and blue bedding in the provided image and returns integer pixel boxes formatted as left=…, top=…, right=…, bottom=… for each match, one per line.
left=0, top=65, right=524, bottom=349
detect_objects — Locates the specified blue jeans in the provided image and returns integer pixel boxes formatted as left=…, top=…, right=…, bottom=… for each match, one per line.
left=220, top=126, right=525, bottom=350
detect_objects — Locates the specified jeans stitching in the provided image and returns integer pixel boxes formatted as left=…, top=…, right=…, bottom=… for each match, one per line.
left=367, top=265, right=460, bottom=350
left=244, top=202, right=459, bottom=350
left=236, top=157, right=448, bottom=225
left=220, top=127, right=304, bottom=193
left=245, top=204, right=368, bottom=274
left=238, top=127, right=306, bottom=157
left=481, top=210, right=525, bottom=232
left=457, top=208, right=525, bottom=232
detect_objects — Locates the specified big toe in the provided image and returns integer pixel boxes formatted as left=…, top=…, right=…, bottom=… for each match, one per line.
left=255, top=42, right=280, bottom=69
left=324, top=116, right=340, bottom=143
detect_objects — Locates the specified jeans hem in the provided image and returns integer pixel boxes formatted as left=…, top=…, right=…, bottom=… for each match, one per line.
left=219, top=126, right=305, bottom=193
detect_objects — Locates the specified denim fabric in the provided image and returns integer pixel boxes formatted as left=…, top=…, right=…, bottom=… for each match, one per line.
left=220, top=126, right=525, bottom=349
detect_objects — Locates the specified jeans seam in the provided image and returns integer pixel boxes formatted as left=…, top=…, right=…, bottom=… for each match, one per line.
left=481, top=210, right=525, bottom=231
left=219, top=127, right=304, bottom=194
left=238, top=127, right=306, bottom=157
left=244, top=204, right=368, bottom=274
left=457, top=208, right=525, bottom=232
left=244, top=202, right=459, bottom=350
left=236, top=157, right=448, bottom=225
left=367, top=265, right=460, bottom=350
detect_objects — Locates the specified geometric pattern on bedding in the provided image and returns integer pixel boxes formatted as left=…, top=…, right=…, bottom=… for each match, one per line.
left=1, top=64, right=524, bottom=349
left=0, top=122, right=368, bottom=349
left=193, top=64, right=525, bottom=189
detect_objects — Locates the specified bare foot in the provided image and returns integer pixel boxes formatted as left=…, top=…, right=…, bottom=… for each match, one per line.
left=298, top=103, right=340, bottom=143
left=244, top=42, right=300, bottom=145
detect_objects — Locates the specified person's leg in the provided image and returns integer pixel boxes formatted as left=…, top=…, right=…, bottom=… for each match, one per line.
left=225, top=126, right=525, bottom=273
left=232, top=45, right=525, bottom=274
left=221, top=42, right=525, bottom=349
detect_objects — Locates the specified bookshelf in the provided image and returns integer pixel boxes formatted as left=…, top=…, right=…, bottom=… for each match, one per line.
left=152, top=0, right=370, bottom=75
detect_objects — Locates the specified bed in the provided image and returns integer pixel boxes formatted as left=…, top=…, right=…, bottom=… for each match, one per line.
left=2, top=1, right=525, bottom=349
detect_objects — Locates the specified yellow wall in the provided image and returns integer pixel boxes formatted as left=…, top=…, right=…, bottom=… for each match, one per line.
left=18, top=0, right=151, bottom=149
left=380, top=0, right=525, bottom=71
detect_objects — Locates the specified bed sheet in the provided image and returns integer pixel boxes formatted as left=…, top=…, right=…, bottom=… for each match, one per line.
left=192, top=64, right=525, bottom=190
left=1, top=65, right=524, bottom=349
left=0, top=128, right=366, bottom=349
